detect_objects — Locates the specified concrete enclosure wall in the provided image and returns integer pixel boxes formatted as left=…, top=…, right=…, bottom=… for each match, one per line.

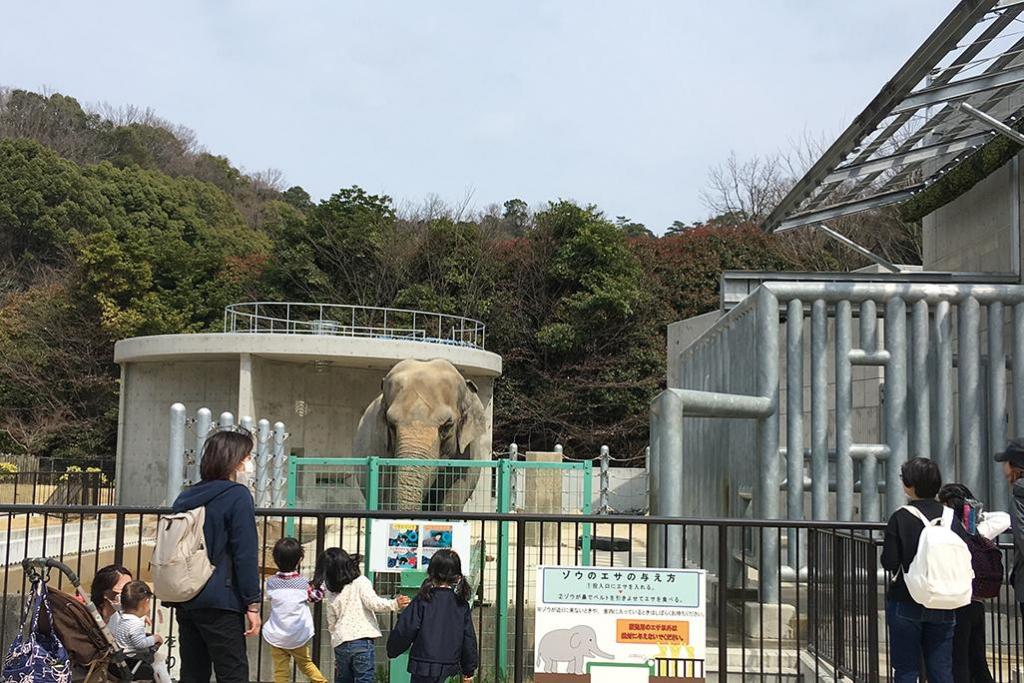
left=115, top=333, right=501, bottom=506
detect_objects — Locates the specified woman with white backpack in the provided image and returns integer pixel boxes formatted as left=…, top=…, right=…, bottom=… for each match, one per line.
left=166, top=429, right=261, bottom=683
left=881, top=457, right=973, bottom=683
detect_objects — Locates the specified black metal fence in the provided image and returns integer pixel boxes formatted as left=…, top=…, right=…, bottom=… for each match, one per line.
left=0, top=472, right=115, bottom=506
left=0, top=505, right=1018, bottom=682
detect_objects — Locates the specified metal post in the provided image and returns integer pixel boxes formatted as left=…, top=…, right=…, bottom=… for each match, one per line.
left=1015, top=304, right=1024, bottom=441
left=756, top=287, right=780, bottom=601
left=912, top=300, right=931, bottom=460
left=599, top=445, right=610, bottom=514
left=989, top=303, right=1008, bottom=510
left=656, top=389, right=685, bottom=569
left=861, top=299, right=880, bottom=522
left=648, top=404, right=662, bottom=566
left=219, top=412, right=234, bottom=428
left=934, top=301, right=955, bottom=480
left=272, top=422, right=288, bottom=508
left=836, top=300, right=854, bottom=521
left=885, top=297, right=908, bottom=515
left=959, top=298, right=983, bottom=496
left=168, top=403, right=186, bottom=504
left=509, top=443, right=519, bottom=510
left=256, top=419, right=271, bottom=507
left=786, top=299, right=804, bottom=568
left=193, top=408, right=213, bottom=485
left=811, top=300, right=828, bottom=519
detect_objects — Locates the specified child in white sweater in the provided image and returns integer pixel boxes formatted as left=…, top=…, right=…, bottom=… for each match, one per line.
left=314, top=548, right=409, bottom=683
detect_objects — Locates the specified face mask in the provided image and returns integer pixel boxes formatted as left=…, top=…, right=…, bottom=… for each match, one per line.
left=108, top=597, right=122, bottom=613
left=235, top=457, right=255, bottom=488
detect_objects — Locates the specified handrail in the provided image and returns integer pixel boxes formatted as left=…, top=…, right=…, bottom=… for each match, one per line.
left=222, top=302, right=486, bottom=349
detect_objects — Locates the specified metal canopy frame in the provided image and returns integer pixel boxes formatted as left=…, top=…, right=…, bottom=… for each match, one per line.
left=764, top=0, right=1024, bottom=232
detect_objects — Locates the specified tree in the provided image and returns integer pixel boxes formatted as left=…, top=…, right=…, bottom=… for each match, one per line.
left=614, top=216, right=654, bottom=238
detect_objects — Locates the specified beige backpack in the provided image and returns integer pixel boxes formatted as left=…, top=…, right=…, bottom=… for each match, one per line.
left=150, top=507, right=214, bottom=603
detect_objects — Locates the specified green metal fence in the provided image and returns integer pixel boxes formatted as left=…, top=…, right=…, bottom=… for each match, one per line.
left=286, top=456, right=592, bottom=675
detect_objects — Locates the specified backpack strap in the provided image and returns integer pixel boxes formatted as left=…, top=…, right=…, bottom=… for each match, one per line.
left=900, top=504, right=939, bottom=527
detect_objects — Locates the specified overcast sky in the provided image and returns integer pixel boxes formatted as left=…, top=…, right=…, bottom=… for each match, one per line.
left=3, top=1, right=951, bottom=232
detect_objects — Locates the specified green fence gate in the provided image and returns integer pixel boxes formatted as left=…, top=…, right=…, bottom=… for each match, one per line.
left=285, top=456, right=593, bottom=677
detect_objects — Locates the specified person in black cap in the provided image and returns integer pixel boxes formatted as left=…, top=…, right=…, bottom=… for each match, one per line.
left=996, top=437, right=1024, bottom=618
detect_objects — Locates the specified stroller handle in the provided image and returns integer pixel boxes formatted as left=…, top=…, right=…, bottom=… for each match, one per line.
left=22, top=558, right=82, bottom=588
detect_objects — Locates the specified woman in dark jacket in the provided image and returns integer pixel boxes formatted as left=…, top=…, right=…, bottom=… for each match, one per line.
left=171, top=430, right=261, bottom=683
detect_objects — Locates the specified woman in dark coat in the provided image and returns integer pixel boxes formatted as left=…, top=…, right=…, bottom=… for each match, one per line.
left=170, top=430, right=261, bottom=683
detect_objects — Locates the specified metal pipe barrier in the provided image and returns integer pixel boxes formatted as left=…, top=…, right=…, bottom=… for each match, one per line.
left=659, top=281, right=1024, bottom=606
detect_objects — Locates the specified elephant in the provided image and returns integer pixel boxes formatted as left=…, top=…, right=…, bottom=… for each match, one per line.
left=353, top=358, right=488, bottom=511
left=536, top=625, right=614, bottom=674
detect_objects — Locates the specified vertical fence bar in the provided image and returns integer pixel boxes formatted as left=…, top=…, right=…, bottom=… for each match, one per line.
left=717, top=524, right=728, bottom=681
left=756, top=288, right=780, bottom=601
left=496, top=457, right=512, bottom=674
left=989, top=302, right=1008, bottom=511
left=786, top=299, right=805, bottom=570
left=885, top=297, right=908, bottom=515
left=513, top=519, right=526, bottom=683
left=193, top=407, right=212, bottom=485
left=1014, top=304, right=1024, bottom=443
left=959, top=298, right=983, bottom=496
left=836, top=300, right=854, bottom=521
left=912, top=300, right=931, bottom=460
left=935, top=301, right=955, bottom=480
left=256, top=419, right=271, bottom=508
left=599, top=445, right=610, bottom=514
left=167, top=403, right=186, bottom=504
left=580, top=463, right=593, bottom=565
left=811, top=300, right=828, bottom=519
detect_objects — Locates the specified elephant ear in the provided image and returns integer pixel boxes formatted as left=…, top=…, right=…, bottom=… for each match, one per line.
left=353, top=394, right=389, bottom=457
left=570, top=631, right=582, bottom=650
left=457, top=379, right=486, bottom=455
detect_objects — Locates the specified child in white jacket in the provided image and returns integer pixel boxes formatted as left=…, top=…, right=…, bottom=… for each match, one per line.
left=263, top=538, right=327, bottom=683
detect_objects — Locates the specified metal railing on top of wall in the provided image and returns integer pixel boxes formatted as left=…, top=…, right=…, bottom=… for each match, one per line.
left=222, top=302, right=487, bottom=349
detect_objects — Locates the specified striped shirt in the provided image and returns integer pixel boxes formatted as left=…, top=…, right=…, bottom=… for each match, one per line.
left=113, top=614, right=155, bottom=655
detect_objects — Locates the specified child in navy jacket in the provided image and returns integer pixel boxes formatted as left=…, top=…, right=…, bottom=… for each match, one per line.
left=386, top=549, right=478, bottom=683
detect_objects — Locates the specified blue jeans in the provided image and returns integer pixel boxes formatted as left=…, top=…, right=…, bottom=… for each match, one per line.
left=334, top=639, right=375, bottom=683
left=887, top=599, right=955, bottom=683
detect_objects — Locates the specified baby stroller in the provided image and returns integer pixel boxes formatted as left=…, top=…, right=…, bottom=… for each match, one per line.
left=15, top=558, right=171, bottom=683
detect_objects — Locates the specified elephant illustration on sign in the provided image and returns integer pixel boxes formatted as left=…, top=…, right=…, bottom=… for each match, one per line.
left=536, top=625, right=614, bottom=674
left=353, top=358, right=487, bottom=511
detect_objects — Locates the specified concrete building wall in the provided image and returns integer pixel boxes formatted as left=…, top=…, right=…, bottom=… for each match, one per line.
left=923, top=153, right=1021, bottom=276
left=117, top=360, right=239, bottom=505
left=115, top=334, right=501, bottom=507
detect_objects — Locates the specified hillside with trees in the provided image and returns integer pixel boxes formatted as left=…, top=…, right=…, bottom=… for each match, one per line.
left=0, top=88, right=922, bottom=463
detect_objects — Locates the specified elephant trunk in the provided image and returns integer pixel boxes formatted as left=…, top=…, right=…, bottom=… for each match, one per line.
left=393, top=423, right=440, bottom=510
left=590, top=645, right=614, bottom=660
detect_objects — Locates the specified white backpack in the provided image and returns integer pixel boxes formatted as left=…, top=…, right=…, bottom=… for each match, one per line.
left=901, top=505, right=974, bottom=610
left=150, top=507, right=215, bottom=603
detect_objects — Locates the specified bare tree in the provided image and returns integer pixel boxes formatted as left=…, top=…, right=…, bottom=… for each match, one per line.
left=700, top=151, right=789, bottom=223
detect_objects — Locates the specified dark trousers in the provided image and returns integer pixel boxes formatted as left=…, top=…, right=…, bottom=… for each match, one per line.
left=887, top=599, right=955, bottom=683
left=177, top=608, right=248, bottom=683
left=954, top=601, right=994, bottom=683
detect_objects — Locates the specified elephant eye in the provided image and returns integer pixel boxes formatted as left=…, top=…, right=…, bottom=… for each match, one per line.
left=441, top=419, right=454, bottom=434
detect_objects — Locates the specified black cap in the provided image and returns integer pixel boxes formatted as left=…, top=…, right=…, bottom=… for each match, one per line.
left=995, top=437, right=1024, bottom=468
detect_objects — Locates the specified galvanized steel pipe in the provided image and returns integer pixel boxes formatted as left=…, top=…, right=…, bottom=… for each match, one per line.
left=766, top=282, right=1024, bottom=305
left=656, top=389, right=685, bottom=568
left=934, top=302, right=955, bottom=480
left=912, top=300, right=931, bottom=460
left=836, top=300, right=854, bottom=521
left=959, top=298, right=983, bottom=496
left=989, top=303, right=1008, bottom=511
left=756, top=288, right=781, bottom=600
left=256, top=419, right=271, bottom=507
left=194, top=408, right=212, bottom=484
left=885, top=298, right=908, bottom=515
left=811, top=300, right=828, bottom=519
left=1014, top=304, right=1024, bottom=446
left=272, top=421, right=288, bottom=508
left=167, top=403, right=187, bottom=504
left=786, top=299, right=805, bottom=566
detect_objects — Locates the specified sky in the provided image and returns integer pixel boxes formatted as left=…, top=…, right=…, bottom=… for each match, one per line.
left=2, top=1, right=951, bottom=233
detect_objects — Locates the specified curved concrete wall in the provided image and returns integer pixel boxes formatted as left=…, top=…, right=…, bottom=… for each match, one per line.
left=114, top=333, right=502, bottom=506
